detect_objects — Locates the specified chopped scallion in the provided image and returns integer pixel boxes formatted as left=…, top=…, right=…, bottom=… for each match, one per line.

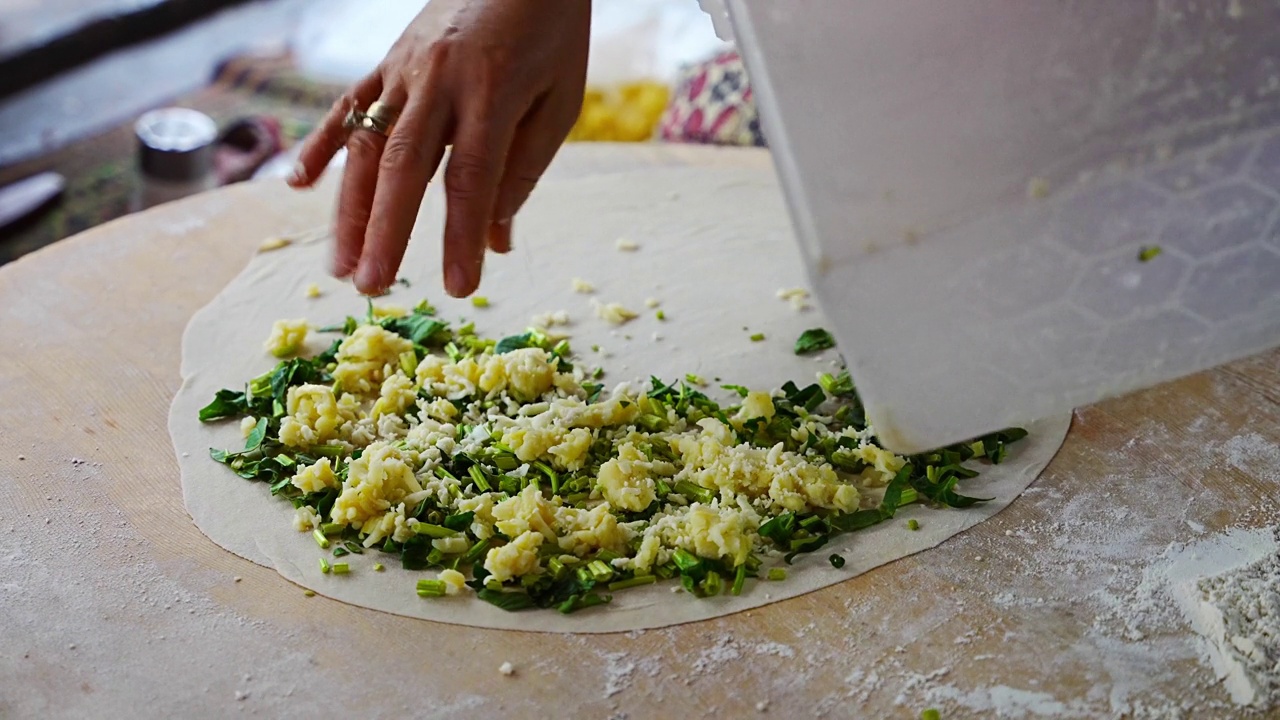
left=416, top=579, right=447, bottom=597
left=907, top=519, right=920, bottom=531
left=312, top=528, right=330, bottom=549
left=331, top=562, right=350, bottom=575
left=608, top=575, right=656, bottom=591
left=767, top=568, right=787, bottom=581
left=319, top=557, right=331, bottom=574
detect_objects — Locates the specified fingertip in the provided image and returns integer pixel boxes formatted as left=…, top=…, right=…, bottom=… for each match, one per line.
left=445, top=261, right=479, bottom=298
left=488, top=218, right=512, bottom=254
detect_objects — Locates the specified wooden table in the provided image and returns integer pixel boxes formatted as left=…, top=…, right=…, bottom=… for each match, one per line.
left=2, top=144, right=1277, bottom=719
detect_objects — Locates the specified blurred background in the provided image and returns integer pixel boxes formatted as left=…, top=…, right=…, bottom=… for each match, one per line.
left=0, top=0, right=758, bottom=264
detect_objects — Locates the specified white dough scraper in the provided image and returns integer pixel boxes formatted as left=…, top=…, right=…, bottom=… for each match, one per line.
left=725, top=0, right=1280, bottom=453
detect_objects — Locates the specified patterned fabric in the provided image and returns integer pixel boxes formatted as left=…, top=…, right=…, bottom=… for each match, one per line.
left=658, top=49, right=765, bottom=147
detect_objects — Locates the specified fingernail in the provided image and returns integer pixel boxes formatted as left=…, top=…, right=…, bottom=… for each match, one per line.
left=445, top=262, right=468, bottom=297
left=287, top=161, right=307, bottom=187
left=355, top=260, right=384, bottom=294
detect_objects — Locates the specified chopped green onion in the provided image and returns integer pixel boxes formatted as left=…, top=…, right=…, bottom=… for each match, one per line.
left=587, top=560, right=615, bottom=583
left=331, top=562, right=350, bottom=575
left=468, top=465, right=492, bottom=492
left=320, top=522, right=344, bottom=536
left=730, top=565, right=747, bottom=596
left=674, top=480, right=714, bottom=505
left=416, top=579, right=447, bottom=597
left=767, top=568, right=787, bottom=581
left=907, top=519, right=920, bottom=531
left=471, top=296, right=490, bottom=308
left=303, top=590, right=315, bottom=597
left=399, top=350, right=419, bottom=376
left=312, top=528, right=330, bottom=549
left=655, top=310, right=666, bottom=321
left=548, top=557, right=569, bottom=581
left=552, top=339, right=571, bottom=356
left=413, top=523, right=459, bottom=538
left=608, top=575, right=656, bottom=591
left=829, top=554, right=846, bottom=569
left=701, top=570, right=723, bottom=596
left=461, top=538, right=493, bottom=565
left=749, top=333, right=765, bottom=342
left=672, top=549, right=701, bottom=574
left=373, top=563, right=385, bottom=572
left=1137, top=245, right=1162, bottom=262
left=921, top=709, right=941, bottom=720
left=332, top=546, right=349, bottom=558
left=319, top=557, right=331, bottom=574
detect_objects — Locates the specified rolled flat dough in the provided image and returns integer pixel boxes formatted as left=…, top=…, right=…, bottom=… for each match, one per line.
left=169, top=167, right=1070, bottom=633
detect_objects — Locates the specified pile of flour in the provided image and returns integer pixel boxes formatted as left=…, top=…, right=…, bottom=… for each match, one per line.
left=1185, top=531, right=1280, bottom=707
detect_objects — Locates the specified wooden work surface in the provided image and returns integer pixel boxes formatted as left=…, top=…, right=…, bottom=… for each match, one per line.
left=2, top=144, right=1278, bottom=719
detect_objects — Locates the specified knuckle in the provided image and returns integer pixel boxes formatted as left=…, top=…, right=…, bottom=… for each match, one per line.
left=380, top=136, right=426, bottom=171
left=445, top=150, right=496, bottom=199
left=346, top=131, right=383, bottom=156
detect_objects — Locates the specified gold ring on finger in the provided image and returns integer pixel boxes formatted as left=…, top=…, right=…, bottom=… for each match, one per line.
left=343, top=102, right=400, bottom=137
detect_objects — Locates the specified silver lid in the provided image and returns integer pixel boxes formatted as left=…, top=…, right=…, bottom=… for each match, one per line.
left=135, top=108, right=218, bottom=182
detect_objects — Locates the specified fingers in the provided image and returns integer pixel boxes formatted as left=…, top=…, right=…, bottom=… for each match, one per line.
left=486, top=218, right=512, bottom=254
left=332, top=86, right=408, bottom=280
left=490, top=94, right=576, bottom=239
left=355, top=95, right=449, bottom=294
left=442, top=108, right=517, bottom=297
left=289, top=73, right=382, bottom=188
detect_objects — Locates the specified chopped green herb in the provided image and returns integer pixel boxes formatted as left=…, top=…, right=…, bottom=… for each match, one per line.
left=828, top=554, right=846, bottom=569
left=749, top=332, right=765, bottom=342
left=373, top=563, right=385, bottom=572
left=332, top=546, right=349, bottom=558
left=416, top=579, right=447, bottom=597
left=794, top=328, right=836, bottom=355
left=921, top=709, right=941, bottom=720
left=767, top=568, right=787, bottom=581
left=608, top=575, right=656, bottom=591
left=907, top=518, right=920, bottom=531
left=1138, top=245, right=1162, bottom=262
left=655, top=310, right=666, bottom=321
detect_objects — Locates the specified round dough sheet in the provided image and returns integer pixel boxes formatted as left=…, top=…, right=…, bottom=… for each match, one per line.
left=169, top=167, right=1070, bottom=633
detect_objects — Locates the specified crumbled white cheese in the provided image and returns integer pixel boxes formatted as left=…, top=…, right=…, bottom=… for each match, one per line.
left=499, top=661, right=515, bottom=676
left=776, top=287, right=810, bottom=311
left=264, top=319, right=308, bottom=358
left=592, top=300, right=638, bottom=325
left=570, top=277, right=595, bottom=293
left=616, top=238, right=639, bottom=251
left=644, top=297, right=660, bottom=308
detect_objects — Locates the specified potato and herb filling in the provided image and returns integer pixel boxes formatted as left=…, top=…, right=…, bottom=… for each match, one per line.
left=201, top=299, right=1027, bottom=614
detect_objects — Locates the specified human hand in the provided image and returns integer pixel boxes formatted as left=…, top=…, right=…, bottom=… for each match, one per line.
left=288, top=0, right=592, bottom=297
